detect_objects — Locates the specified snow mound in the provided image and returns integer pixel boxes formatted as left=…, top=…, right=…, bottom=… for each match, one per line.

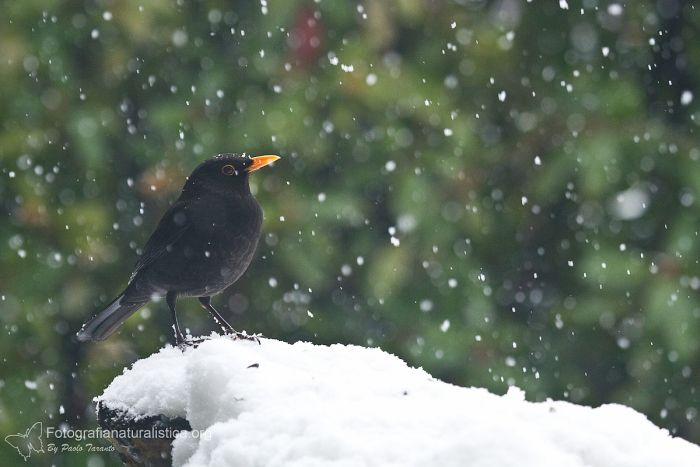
left=98, top=336, right=700, bottom=467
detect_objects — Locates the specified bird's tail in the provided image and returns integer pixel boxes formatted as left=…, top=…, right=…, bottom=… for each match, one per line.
left=76, top=293, right=147, bottom=342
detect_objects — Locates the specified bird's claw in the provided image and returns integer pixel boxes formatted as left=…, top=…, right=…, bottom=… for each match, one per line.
left=176, top=335, right=206, bottom=349
left=225, top=330, right=262, bottom=345
left=175, top=331, right=262, bottom=348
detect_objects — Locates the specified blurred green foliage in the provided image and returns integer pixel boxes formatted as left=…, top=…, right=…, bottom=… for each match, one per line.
left=1, top=0, right=699, bottom=465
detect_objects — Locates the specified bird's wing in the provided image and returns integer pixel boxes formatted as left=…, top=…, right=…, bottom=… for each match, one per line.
left=130, top=201, right=191, bottom=281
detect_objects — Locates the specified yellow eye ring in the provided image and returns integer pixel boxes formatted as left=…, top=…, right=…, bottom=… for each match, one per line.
left=221, top=164, right=235, bottom=176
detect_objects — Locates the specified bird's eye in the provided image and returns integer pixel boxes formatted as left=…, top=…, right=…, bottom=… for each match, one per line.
left=221, top=164, right=236, bottom=176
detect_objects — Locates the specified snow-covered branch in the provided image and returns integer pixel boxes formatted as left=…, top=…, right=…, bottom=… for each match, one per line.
left=98, top=336, right=700, bottom=467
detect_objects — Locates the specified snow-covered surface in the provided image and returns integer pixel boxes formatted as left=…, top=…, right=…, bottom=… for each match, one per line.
left=98, top=336, right=700, bottom=467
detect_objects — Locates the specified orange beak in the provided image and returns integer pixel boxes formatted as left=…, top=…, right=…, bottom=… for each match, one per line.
left=246, top=155, right=280, bottom=173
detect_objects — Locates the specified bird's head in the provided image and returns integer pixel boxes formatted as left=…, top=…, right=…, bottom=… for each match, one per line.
left=183, top=153, right=280, bottom=196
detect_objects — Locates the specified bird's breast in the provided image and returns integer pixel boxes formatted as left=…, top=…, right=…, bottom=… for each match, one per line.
left=192, top=198, right=262, bottom=269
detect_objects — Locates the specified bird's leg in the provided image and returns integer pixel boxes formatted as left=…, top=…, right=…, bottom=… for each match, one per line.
left=167, top=292, right=187, bottom=346
left=198, top=296, right=233, bottom=333
left=198, top=296, right=261, bottom=344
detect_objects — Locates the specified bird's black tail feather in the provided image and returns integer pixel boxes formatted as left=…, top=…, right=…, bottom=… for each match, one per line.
left=76, top=294, right=147, bottom=342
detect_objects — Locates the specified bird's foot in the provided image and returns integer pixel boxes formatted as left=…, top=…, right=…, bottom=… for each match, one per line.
left=176, top=335, right=207, bottom=349
left=225, top=330, right=263, bottom=345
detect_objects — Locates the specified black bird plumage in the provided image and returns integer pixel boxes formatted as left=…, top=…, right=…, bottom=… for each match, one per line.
left=77, top=153, right=280, bottom=344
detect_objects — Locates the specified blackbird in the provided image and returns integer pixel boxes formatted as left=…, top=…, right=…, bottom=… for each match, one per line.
left=77, top=153, right=280, bottom=345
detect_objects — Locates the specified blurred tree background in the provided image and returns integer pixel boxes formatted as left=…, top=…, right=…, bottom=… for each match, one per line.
left=1, top=0, right=699, bottom=465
